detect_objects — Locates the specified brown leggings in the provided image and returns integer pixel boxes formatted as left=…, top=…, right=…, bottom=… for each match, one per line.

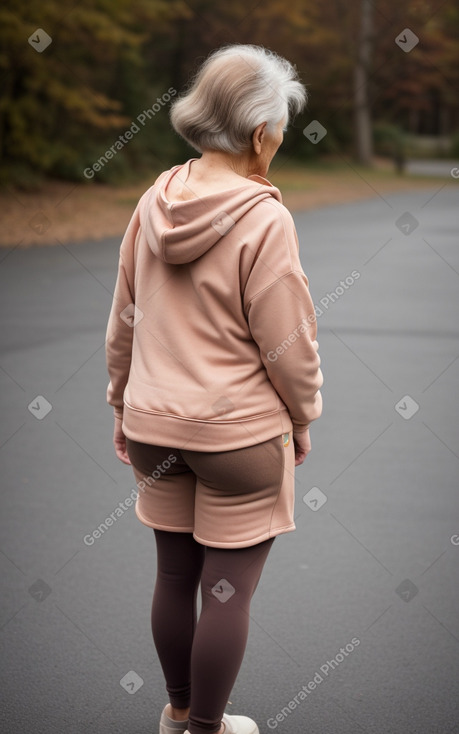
left=152, top=529, right=274, bottom=734
left=125, top=435, right=290, bottom=733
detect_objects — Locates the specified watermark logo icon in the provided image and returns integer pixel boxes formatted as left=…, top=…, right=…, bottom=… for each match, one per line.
left=212, top=578, right=236, bottom=603
left=395, top=212, right=419, bottom=235
left=303, top=121, right=327, bottom=144
left=395, top=579, right=418, bottom=602
left=28, top=579, right=52, bottom=602
left=120, top=671, right=144, bottom=694
left=303, top=487, right=327, bottom=511
left=212, top=396, right=234, bottom=416
left=212, top=212, right=235, bottom=236
left=395, top=29, right=419, bottom=53
left=28, top=29, right=52, bottom=53
left=29, top=211, right=51, bottom=235
left=28, top=395, right=53, bottom=420
left=120, top=303, right=144, bottom=327
left=395, top=395, right=419, bottom=420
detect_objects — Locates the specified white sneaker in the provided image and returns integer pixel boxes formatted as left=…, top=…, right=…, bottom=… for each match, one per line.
left=159, top=704, right=188, bottom=734
left=184, top=712, right=259, bottom=734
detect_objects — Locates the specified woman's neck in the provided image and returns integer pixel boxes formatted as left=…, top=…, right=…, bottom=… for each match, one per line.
left=193, top=150, right=261, bottom=180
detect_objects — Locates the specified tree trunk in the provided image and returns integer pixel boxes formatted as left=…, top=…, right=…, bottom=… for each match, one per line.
left=353, top=0, right=374, bottom=165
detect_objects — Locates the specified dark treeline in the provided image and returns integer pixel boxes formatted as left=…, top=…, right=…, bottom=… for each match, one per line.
left=1, top=0, right=458, bottom=186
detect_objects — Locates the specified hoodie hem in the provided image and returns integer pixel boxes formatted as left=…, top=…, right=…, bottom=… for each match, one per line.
left=122, top=403, right=293, bottom=452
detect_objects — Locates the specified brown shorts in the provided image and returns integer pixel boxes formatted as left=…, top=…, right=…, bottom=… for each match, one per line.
left=125, top=431, right=296, bottom=549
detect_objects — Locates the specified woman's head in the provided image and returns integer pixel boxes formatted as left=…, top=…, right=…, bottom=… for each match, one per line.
left=169, top=44, right=307, bottom=157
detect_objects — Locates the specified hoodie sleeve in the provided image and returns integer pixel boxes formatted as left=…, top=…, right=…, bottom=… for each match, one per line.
left=105, top=249, right=136, bottom=418
left=243, top=204, right=323, bottom=432
left=105, top=196, right=142, bottom=419
left=246, top=271, right=323, bottom=431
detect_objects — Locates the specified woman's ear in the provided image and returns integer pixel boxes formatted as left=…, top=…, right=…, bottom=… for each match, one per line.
left=252, top=122, right=267, bottom=155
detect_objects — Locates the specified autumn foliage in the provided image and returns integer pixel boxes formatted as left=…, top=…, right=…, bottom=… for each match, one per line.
left=1, top=0, right=458, bottom=185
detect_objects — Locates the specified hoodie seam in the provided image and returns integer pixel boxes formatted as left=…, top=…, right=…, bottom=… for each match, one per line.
left=245, top=269, right=306, bottom=309
left=123, top=400, right=284, bottom=424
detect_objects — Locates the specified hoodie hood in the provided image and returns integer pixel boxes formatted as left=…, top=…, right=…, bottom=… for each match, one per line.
left=140, top=158, right=283, bottom=264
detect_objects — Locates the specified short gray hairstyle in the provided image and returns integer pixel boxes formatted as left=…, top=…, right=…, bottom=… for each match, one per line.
left=169, top=44, right=307, bottom=154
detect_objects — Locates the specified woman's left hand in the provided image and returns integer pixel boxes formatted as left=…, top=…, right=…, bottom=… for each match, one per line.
left=113, top=415, right=131, bottom=465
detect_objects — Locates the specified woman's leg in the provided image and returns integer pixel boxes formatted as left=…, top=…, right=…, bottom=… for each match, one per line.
left=187, top=537, right=275, bottom=734
left=125, top=437, right=284, bottom=732
left=152, top=529, right=205, bottom=711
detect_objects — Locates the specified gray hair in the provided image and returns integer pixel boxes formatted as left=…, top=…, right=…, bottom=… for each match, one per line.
left=169, top=44, right=307, bottom=154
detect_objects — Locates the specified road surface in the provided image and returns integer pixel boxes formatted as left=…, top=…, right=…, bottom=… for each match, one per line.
left=1, top=183, right=458, bottom=733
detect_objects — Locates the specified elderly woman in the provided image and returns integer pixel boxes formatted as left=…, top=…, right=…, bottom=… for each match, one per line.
left=105, top=44, right=323, bottom=734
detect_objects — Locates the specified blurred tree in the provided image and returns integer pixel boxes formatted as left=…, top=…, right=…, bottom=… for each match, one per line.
left=0, top=0, right=188, bottom=184
left=1, top=0, right=458, bottom=185
left=374, top=0, right=459, bottom=137
left=354, top=0, right=374, bottom=165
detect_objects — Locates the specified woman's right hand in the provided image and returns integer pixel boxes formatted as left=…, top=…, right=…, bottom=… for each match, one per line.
left=293, top=428, right=311, bottom=466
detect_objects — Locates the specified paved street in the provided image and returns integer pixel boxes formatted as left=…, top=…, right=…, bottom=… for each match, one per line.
left=405, top=158, right=459, bottom=177
left=1, top=183, right=458, bottom=734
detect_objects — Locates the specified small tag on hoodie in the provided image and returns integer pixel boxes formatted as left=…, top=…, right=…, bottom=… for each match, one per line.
left=282, top=433, right=290, bottom=447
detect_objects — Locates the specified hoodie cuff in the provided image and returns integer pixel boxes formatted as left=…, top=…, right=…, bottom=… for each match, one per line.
left=113, top=407, right=124, bottom=420
left=292, top=424, right=310, bottom=433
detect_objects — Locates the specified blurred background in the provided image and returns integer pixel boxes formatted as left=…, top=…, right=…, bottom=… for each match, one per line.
left=1, top=4, right=459, bottom=733
left=1, top=0, right=458, bottom=246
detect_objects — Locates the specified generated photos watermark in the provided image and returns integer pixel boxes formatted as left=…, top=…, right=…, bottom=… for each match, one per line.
left=28, top=28, right=52, bottom=53
left=84, top=87, right=177, bottom=179
left=395, top=28, right=419, bottom=53
left=267, top=637, right=360, bottom=728
left=303, top=120, right=327, bottom=144
left=267, top=315, right=312, bottom=363
left=211, top=579, right=236, bottom=602
left=83, top=454, right=176, bottom=546
left=267, top=269, right=360, bottom=362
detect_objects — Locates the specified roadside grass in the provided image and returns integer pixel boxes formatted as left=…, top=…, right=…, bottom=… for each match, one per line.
left=0, top=157, right=451, bottom=248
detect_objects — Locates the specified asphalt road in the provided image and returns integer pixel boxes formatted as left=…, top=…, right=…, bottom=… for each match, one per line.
left=405, top=159, right=459, bottom=178
left=1, top=183, right=458, bottom=734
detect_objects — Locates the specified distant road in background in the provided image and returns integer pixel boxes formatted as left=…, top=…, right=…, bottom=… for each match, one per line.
left=405, top=159, right=459, bottom=177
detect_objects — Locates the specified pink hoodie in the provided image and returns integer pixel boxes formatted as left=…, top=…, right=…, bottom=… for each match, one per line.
left=105, top=158, right=323, bottom=451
